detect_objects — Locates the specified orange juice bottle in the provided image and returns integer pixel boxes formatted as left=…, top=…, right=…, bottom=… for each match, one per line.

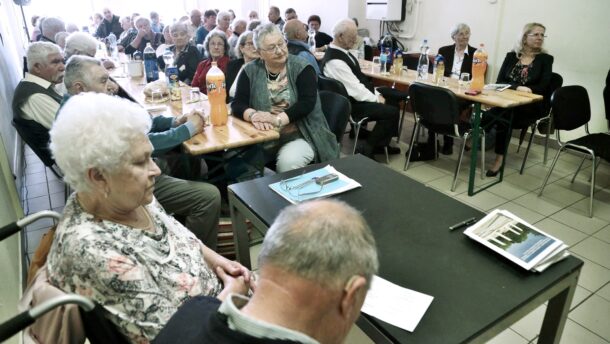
left=206, top=62, right=228, bottom=126
left=471, top=44, right=488, bottom=92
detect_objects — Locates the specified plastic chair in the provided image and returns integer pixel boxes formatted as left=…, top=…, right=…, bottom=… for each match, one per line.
left=319, top=91, right=351, bottom=144
left=604, top=69, right=609, bottom=130
left=518, top=72, right=564, bottom=174
left=317, top=75, right=389, bottom=162
left=538, top=85, right=610, bottom=217
left=404, top=83, right=486, bottom=191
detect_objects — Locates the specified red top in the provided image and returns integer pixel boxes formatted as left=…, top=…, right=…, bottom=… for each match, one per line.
left=191, top=55, right=230, bottom=94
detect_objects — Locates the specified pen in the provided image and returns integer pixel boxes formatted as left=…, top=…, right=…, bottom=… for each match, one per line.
left=449, top=217, right=477, bottom=231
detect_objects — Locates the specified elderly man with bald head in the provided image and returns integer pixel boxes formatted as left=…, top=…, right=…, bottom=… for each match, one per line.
left=94, top=7, right=123, bottom=38
left=154, top=199, right=378, bottom=344
left=283, top=19, right=320, bottom=74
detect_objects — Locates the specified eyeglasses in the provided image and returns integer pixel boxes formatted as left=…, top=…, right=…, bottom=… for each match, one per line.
left=260, top=41, right=287, bottom=53
left=241, top=41, right=254, bottom=47
left=527, top=33, right=547, bottom=38
left=210, top=42, right=225, bottom=47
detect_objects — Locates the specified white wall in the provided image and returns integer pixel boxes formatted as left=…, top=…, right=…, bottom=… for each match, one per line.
left=356, top=0, right=610, bottom=136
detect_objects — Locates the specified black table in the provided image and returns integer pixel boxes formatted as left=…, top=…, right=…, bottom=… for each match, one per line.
left=228, top=155, right=583, bottom=344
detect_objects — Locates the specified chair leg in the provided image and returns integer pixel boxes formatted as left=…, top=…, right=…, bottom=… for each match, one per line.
left=480, top=130, right=486, bottom=180
left=433, top=133, right=438, bottom=160
left=452, top=134, right=468, bottom=192
left=384, top=147, right=390, bottom=164
left=404, top=122, right=420, bottom=171
left=519, top=124, right=536, bottom=174
left=543, top=118, right=552, bottom=165
left=571, top=156, right=586, bottom=184
left=516, top=128, right=528, bottom=153
left=352, top=122, right=361, bottom=155
left=539, top=148, right=563, bottom=196
left=395, top=101, right=407, bottom=144
left=589, top=156, right=596, bottom=217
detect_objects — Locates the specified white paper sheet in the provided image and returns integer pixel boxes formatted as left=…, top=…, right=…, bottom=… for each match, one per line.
left=361, top=275, right=434, bottom=332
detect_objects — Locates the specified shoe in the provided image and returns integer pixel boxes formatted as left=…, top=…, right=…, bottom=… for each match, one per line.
left=441, top=145, right=453, bottom=155
left=485, top=169, right=500, bottom=177
left=374, top=145, right=401, bottom=155
left=355, top=142, right=375, bottom=159
left=349, top=127, right=371, bottom=139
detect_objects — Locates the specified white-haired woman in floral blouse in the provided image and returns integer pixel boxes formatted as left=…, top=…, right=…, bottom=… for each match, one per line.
left=47, top=93, right=251, bottom=343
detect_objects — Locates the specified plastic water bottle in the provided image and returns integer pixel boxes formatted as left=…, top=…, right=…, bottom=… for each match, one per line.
left=417, top=39, right=429, bottom=80
left=206, top=62, right=228, bottom=126
left=434, top=54, right=445, bottom=85
left=143, top=43, right=159, bottom=82
left=307, top=29, right=316, bottom=53
left=471, top=43, right=488, bottom=92
left=162, top=48, right=174, bottom=68
left=379, top=49, right=389, bottom=75
left=107, top=33, right=118, bottom=61
left=380, top=33, right=393, bottom=65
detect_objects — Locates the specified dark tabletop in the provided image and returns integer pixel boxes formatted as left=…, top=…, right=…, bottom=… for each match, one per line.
left=229, top=155, right=583, bottom=343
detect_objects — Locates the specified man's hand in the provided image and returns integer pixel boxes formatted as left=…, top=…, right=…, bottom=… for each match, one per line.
left=377, top=94, right=386, bottom=104
left=516, top=86, right=532, bottom=93
left=186, top=110, right=205, bottom=133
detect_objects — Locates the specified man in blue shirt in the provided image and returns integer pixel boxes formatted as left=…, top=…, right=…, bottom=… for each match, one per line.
left=283, top=19, right=320, bottom=74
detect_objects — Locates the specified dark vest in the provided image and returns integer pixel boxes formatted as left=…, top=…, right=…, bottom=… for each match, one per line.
left=321, top=47, right=373, bottom=93
left=11, top=80, right=62, bottom=166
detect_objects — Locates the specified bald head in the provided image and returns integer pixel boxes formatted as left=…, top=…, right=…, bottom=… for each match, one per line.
left=283, top=19, right=307, bottom=42
left=332, top=18, right=358, bottom=50
left=190, top=9, right=202, bottom=27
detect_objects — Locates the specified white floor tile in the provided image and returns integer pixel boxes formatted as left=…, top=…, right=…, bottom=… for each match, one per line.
left=569, top=294, right=610, bottom=341
left=594, top=225, right=610, bottom=244
left=510, top=304, right=546, bottom=341
left=487, top=180, right=532, bottom=200
left=533, top=218, right=588, bottom=247
left=456, top=190, right=509, bottom=212
left=559, top=318, right=610, bottom=344
left=501, top=202, right=546, bottom=224
left=597, top=283, right=610, bottom=302
left=571, top=237, right=610, bottom=269
left=552, top=208, right=609, bottom=235
left=571, top=286, right=593, bottom=310
left=402, top=163, right=448, bottom=183
left=568, top=191, right=610, bottom=222
left=535, top=182, right=587, bottom=208
left=425, top=174, right=468, bottom=196
left=572, top=254, right=610, bottom=292
left=513, top=192, right=565, bottom=216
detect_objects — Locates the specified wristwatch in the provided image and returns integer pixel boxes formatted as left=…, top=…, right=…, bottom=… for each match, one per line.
left=276, top=116, right=282, bottom=128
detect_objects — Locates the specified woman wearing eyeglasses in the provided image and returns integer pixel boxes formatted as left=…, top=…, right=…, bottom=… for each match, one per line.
left=226, top=31, right=259, bottom=102
left=231, top=23, right=339, bottom=172
left=157, top=22, right=202, bottom=85
left=192, top=31, right=230, bottom=94
left=485, top=22, right=553, bottom=176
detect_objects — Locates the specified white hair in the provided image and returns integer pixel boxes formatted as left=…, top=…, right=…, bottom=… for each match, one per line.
left=50, top=93, right=152, bottom=192
left=216, top=11, right=231, bottom=25
left=332, top=18, right=356, bottom=39
left=41, top=17, right=65, bottom=40
left=450, top=23, right=470, bottom=40
left=54, top=32, right=69, bottom=48
left=234, top=31, right=254, bottom=59
left=252, top=23, right=280, bottom=50
left=26, top=42, right=62, bottom=70
left=169, top=21, right=189, bottom=36
left=258, top=199, right=378, bottom=289
left=64, top=32, right=97, bottom=58
left=231, top=19, right=247, bottom=31
left=64, top=55, right=102, bottom=91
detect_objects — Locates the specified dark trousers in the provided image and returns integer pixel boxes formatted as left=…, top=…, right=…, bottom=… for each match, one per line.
left=350, top=101, right=399, bottom=148
left=485, top=103, right=543, bottom=155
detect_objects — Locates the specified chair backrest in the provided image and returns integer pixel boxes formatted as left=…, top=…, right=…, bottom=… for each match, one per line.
left=403, top=53, right=434, bottom=73
left=12, top=117, right=55, bottom=167
left=551, top=85, right=591, bottom=131
left=317, top=74, right=349, bottom=98
left=319, top=91, right=351, bottom=143
left=604, top=69, right=609, bottom=124
left=408, top=83, right=460, bottom=131
left=544, top=72, right=564, bottom=112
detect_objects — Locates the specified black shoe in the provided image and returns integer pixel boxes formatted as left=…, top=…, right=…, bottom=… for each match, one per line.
left=349, top=127, right=371, bottom=140
left=355, top=142, right=375, bottom=159
left=441, top=145, right=453, bottom=155
left=486, top=169, right=500, bottom=177
left=374, top=145, right=401, bottom=155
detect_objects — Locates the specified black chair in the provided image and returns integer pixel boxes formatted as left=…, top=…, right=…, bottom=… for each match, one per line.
left=319, top=91, right=351, bottom=144
left=518, top=72, right=564, bottom=174
left=12, top=117, right=62, bottom=179
left=538, top=86, right=610, bottom=217
left=604, top=69, right=609, bottom=130
left=364, top=45, right=373, bottom=61
left=317, top=75, right=389, bottom=162
left=404, top=83, right=485, bottom=191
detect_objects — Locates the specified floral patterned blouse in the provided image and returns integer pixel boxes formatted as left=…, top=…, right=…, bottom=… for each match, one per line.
left=47, top=194, right=222, bottom=343
left=507, top=61, right=533, bottom=86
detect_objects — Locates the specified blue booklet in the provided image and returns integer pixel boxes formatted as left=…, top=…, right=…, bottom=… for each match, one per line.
left=269, top=165, right=361, bottom=204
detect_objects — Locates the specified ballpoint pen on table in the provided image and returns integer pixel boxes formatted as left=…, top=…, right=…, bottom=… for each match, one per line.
left=449, top=217, right=477, bottom=231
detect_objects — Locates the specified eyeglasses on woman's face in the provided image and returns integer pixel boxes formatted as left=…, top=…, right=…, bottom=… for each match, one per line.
left=241, top=41, right=255, bottom=48
left=527, top=33, right=547, bottom=38
left=259, top=40, right=287, bottom=53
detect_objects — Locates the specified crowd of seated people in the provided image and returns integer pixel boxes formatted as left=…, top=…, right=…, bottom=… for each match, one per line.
left=16, top=5, right=563, bottom=343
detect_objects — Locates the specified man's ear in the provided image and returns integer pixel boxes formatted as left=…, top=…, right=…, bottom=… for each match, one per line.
left=72, top=81, right=86, bottom=94
left=339, top=275, right=367, bottom=319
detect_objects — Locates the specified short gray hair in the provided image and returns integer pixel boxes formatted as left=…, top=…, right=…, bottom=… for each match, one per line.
left=170, top=21, right=189, bottom=37
left=247, top=20, right=261, bottom=32
left=135, top=16, right=151, bottom=27
left=64, top=55, right=102, bottom=92
left=50, top=93, right=152, bottom=192
left=332, top=18, right=356, bottom=39
left=64, top=32, right=97, bottom=59
left=203, top=30, right=230, bottom=58
left=54, top=32, right=69, bottom=48
left=258, top=199, right=378, bottom=289
left=252, top=23, right=280, bottom=50
left=450, top=23, right=470, bottom=40
left=41, top=17, right=65, bottom=40
left=26, top=42, right=62, bottom=70
left=216, top=11, right=231, bottom=25
left=234, top=30, right=254, bottom=58
left=231, top=19, right=247, bottom=31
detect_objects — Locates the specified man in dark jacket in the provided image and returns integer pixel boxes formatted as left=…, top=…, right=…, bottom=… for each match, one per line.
left=95, top=7, right=123, bottom=39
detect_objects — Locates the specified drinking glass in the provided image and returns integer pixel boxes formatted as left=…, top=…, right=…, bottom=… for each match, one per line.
left=459, top=73, right=471, bottom=90
left=371, top=56, right=381, bottom=73
left=151, top=88, right=163, bottom=103
left=189, top=88, right=201, bottom=103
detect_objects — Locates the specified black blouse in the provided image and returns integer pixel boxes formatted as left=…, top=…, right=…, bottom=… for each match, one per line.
left=157, top=44, right=202, bottom=85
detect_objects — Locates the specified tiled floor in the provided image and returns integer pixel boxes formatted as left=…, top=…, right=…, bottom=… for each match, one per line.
left=12, top=121, right=610, bottom=343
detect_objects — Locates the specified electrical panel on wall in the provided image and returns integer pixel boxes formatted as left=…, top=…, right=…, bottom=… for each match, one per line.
left=366, top=0, right=406, bottom=21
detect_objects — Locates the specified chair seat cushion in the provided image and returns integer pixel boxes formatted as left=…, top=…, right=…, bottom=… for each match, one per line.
left=567, top=133, right=610, bottom=161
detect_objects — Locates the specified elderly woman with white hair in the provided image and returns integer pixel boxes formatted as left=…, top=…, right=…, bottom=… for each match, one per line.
left=226, top=30, right=259, bottom=100
left=47, top=93, right=251, bottom=343
left=157, top=21, right=201, bottom=84
left=231, top=23, right=338, bottom=172
left=191, top=30, right=230, bottom=94
left=64, top=32, right=97, bottom=59
left=215, top=11, right=233, bottom=37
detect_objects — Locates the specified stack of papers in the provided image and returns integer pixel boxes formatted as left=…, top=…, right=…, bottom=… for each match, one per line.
left=361, top=276, right=434, bottom=332
left=464, top=209, right=569, bottom=272
left=268, top=165, right=361, bottom=204
left=484, top=83, right=511, bottom=91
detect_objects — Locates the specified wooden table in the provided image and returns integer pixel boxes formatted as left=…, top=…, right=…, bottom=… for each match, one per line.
left=112, top=73, right=279, bottom=155
left=358, top=59, right=543, bottom=195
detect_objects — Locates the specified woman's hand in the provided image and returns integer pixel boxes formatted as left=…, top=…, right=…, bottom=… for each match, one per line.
left=215, top=267, right=250, bottom=301
left=251, top=111, right=276, bottom=131
left=516, top=86, right=532, bottom=93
